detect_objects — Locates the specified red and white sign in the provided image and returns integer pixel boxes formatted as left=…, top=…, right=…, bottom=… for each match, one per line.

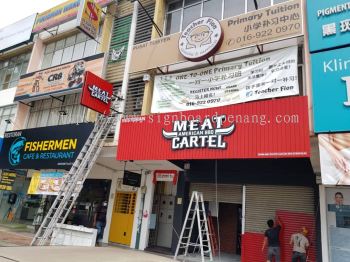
left=153, top=170, right=178, bottom=185
left=80, top=71, right=113, bottom=115
left=117, top=96, right=310, bottom=160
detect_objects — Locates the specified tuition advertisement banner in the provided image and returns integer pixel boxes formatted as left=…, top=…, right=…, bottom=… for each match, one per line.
left=117, top=96, right=310, bottom=160
left=0, top=123, right=94, bottom=170
left=152, top=47, right=299, bottom=113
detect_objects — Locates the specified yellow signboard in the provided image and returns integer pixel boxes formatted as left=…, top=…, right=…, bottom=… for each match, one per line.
left=33, top=0, right=110, bottom=33
left=77, top=0, right=102, bottom=39
left=0, top=172, right=16, bottom=191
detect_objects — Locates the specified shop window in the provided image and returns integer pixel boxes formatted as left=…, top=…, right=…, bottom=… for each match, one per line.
left=224, top=0, right=245, bottom=18
left=203, top=0, right=223, bottom=21
left=41, top=32, right=101, bottom=69
left=0, top=104, right=17, bottom=135
left=247, top=0, right=270, bottom=12
left=26, top=93, right=86, bottom=128
left=325, top=188, right=350, bottom=261
left=0, top=53, right=30, bottom=91
left=164, top=0, right=286, bottom=35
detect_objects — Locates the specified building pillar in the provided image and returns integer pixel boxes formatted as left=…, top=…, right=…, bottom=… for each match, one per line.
left=139, top=171, right=155, bottom=250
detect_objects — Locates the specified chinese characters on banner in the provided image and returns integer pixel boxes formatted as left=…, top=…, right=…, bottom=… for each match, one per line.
left=307, top=0, right=350, bottom=52
left=152, top=47, right=299, bottom=113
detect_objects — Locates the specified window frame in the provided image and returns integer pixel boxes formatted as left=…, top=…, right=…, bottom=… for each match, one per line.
left=164, top=0, right=288, bottom=35
left=41, top=32, right=100, bottom=70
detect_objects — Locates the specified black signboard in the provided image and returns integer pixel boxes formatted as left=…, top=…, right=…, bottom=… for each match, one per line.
left=0, top=123, right=94, bottom=170
left=0, top=171, right=17, bottom=191
left=123, top=171, right=141, bottom=188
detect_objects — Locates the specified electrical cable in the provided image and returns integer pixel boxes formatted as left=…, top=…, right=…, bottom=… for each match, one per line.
left=215, top=159, right=222, bottom=261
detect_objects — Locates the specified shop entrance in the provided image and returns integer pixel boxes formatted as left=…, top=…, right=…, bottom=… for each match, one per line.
left=148, top=181, right=176, bottom=251
left=217, top=203, right=242, bottom=255
left=109, top=191, right=136, bottom=245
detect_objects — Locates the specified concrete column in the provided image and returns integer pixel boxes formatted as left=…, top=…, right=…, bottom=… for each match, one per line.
left=13, top=37, right=45, bottom=130
left=319, top=185, right=329, bottom=262
left=140, top=0, right=166, bottom=115
left=131, top=171, right=145, bottom=248
left=139, top=172, right=155, bottom=250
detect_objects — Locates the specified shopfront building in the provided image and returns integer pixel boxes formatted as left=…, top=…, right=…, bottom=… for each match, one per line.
left=307, top=1, right=350, bottom=261
left=0, top=0, right=123, bottom=243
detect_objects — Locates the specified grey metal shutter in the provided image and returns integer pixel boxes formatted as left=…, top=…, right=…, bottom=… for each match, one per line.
left=190, top=183, right=242, bottom=204
left=113, top=77, right=144, bottom=115
left=245, top=184, right=314, bottom=233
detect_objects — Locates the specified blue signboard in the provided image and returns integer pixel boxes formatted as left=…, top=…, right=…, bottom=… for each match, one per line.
left=307, top=0, right=350, bottom=52
left=311, top=46, right=350, bottom=132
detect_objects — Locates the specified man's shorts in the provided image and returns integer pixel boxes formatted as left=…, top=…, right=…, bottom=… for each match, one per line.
left=268, top=246, right=280, bottom=262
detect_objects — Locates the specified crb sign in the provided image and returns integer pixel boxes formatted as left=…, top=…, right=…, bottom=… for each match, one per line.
left=311, top=46, right=350, bottom=132
left=0, top=123, right=94, bottom=170
left=162, top=115, right=235, bottom=150
left=80, top=71, right=112, bottom=115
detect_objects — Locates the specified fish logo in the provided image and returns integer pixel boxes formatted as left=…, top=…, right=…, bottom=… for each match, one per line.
left=9, top=137, right=26, bottom=166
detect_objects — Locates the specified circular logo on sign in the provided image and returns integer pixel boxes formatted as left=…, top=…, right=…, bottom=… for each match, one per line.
left=9, top=137, right=26, bottom=166
left=179, top=17, right=223, bottom=62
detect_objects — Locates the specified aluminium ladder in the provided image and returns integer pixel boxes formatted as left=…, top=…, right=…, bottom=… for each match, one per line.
left=174, top=191, right=213, bottom=262
left=30, top=113, right=116, bottom=246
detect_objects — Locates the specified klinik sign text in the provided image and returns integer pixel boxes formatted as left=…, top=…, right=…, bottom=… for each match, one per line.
left=162, top=115, right=235, bottom=150
left=311, top=47, right=350, bottom=132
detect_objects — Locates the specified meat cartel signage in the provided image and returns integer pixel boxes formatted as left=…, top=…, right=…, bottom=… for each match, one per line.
left=0, top=123, right=93, bottom=170
left=117, top=96, right=310, bottom=160
left=80, top=71, right=112, bottom=115
left=152, top=47, right=299, bottom=113
left=162, top=115, right=235, bottom=150
left=178, top=17, right=223, bottom=62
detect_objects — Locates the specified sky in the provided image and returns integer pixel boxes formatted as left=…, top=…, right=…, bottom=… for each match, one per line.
left=0, top=0, right=67, bottom=29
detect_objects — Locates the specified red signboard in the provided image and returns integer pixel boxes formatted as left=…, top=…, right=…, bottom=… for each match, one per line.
left=153, top=170, right=178, bottom=185
left=80, top=71, right=113, bottom=115
left=117, top=96, right=310, bottom=160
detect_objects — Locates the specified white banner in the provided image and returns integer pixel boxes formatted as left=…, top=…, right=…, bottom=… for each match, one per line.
left=0, top=14, right=36, bottom=52
left=151, top=46, right=299, bottom=113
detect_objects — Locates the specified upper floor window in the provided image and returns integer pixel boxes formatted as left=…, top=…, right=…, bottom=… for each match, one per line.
left=0, top=53, right=30, bottom=91
left=41, top=32, right=100, bottom=69
left=165, top=0, right=288, bottom=35
left=0, top=104, right=17, bottom=134
left=26, top=93, right=86, bottom=129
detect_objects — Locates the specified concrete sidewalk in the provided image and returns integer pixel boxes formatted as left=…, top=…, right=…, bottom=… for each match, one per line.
left=0, top=246, right=174, bottom=262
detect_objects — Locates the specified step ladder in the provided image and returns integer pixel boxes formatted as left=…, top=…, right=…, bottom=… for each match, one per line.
left=207, top=212, right=218, bottom=256
left=30, top=113, right=116, bottom=246
left=174, top=191, right=213, bottom=262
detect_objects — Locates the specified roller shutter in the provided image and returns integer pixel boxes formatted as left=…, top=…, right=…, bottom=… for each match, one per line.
left=245, top=184, right=314, bottom=233
left=190, top=183, right=242, bottom=203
